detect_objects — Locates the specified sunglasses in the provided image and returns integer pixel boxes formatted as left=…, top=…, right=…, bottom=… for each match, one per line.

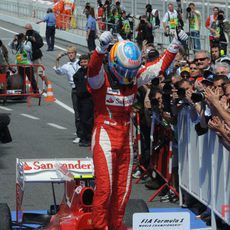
left=190, top=67, right=198, bottom=70
left=195, top=57, right=208, bottom=62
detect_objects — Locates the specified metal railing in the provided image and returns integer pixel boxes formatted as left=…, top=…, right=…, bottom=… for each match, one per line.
left=0, top=0, right=229, bottom=54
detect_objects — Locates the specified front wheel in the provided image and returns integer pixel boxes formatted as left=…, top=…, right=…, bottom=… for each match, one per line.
left=0, top=203, right=12, bottom=230
left=123, top=199, right=149, bottom=227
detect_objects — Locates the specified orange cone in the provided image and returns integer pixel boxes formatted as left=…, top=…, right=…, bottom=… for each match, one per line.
left=44, top=80, right=56, bottom=102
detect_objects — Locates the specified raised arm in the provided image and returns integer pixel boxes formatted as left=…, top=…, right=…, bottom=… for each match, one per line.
left=87, top=31, right=113, bottom=90
left=137, top=30, right=188, bottom=87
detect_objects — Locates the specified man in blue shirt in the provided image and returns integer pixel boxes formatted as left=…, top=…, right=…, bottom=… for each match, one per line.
left=86, top=7, right=97, bottom=52
left=37, top=8, right=56, bottom=51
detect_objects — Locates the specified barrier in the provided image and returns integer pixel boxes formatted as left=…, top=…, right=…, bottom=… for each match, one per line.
left=132, top=111, right=179, bottom=201
left=0, top=64, right=47, bottom=106
left=178, top=107, right=230, bottom=228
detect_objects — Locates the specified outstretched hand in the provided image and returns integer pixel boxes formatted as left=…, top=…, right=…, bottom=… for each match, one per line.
left=175, top=28, right=188, bottom=42
left=96, top=29, right=113, bottom=54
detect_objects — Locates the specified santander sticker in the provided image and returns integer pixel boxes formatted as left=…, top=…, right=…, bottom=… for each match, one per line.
left=23, top=160, right=92, bottom=173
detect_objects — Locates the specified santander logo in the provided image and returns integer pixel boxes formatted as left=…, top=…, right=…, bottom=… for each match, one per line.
left=23, top=160, right=92, bottom=173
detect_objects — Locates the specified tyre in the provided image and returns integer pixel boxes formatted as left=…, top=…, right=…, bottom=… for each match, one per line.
left=123, top=199, right=149, bottom=227
left=0, top=203, right=12, bottom=230
left=7, top=74, right=24, bottom=92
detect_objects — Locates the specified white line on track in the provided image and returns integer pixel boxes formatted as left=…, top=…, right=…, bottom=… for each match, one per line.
left=0, top=106, right=13, bottom=111
left=42, top=93, right=74, bottom=114
left=20, top=113, right=40, bottom=120
left=47, top=123, right=67, bottom=130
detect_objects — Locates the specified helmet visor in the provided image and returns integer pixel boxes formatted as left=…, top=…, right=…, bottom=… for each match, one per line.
left=114, top=64, right=139, bottom=85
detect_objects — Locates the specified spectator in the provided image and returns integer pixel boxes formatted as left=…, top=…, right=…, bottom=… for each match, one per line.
left=205, top=7, right=219, bottom=50
left=214, top=62, right=230, bottom=78
left=145, top=4, right=160, bottom=28
left=53, top=46, right=81, bottom=143
left=86, top=7, right=97, bottom=52
left=37, top=8, right=56, bottom=51
left=97, top=2, right=105, bottom=31
left=0, top=40, right=8, bottom=74
left=73, top=54, right=93, bottom=147
left=8, top=33, right=38, bottom=93
left=189, top=61, right=202, bottom=81
left=215, top=10, right=229, bottom=55
left=211, top=44, right=221, bottom=63
left=103, top=0, right=113, bottom=30
left=187, top=3, right=201, bottom=51
left=136, top=15, right=153, bottom=49
left=111, top=0, right=122, bottom=30
left=83, top=2, right=91, bottom=18
left=150, top=9, right=160, bottom=29
left=194, top=50, right=214, bottom=79
left=117, top=10, right=131, bottom=40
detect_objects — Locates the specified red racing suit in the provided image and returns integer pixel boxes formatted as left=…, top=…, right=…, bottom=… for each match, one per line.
left=87, top=43, right=179, bottom=230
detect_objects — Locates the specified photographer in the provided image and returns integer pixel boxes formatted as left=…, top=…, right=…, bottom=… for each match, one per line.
left=136, top=15, right=153, bottom=49
left=205, top=7, right=219, bottom=51
left=8, top=33, right=39, bottom=93
left=117, top=10, right=131, bottom=40
left=215, top=10, right=229, bottom=56
left=24, top=24, right=47, bottom=87
left=145, top=4, right=160, bottom=29
left=162, top=2, right=184, bottom=42
left=186, top=3, right=201, bottom=51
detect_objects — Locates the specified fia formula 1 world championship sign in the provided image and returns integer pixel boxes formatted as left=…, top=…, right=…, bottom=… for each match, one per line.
left=133, top=212, right=190, bottom=230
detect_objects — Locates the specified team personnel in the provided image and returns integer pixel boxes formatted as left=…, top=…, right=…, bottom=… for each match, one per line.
left=73, top=54, right=93, bottom=147
left=87, top=29, right=188, bottom=229
left=37, top=8, right=56, bottom=51
left=86, top=7, right=97, bottom=52
left=53, top=47, right=81, bottom=143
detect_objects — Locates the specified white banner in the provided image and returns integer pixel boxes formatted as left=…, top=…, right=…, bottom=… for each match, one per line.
left=133, top=212, right=190, bottom=230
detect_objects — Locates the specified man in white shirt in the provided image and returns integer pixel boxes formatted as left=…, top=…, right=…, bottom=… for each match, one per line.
left=53, top=46, right=81, bottom=143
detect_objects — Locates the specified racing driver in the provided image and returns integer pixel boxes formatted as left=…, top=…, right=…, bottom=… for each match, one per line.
left=87, top=29, right=188, bottom=230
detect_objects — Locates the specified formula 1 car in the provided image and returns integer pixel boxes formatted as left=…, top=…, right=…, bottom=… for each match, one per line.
left=0, top=158, right=148, bottom=230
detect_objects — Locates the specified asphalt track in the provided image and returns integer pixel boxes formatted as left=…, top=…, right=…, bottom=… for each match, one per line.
left=0, top=20, right=179, bottom=212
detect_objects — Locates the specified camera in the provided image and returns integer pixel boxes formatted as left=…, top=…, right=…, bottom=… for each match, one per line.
left=217, top=14, right=224, bottom=21
left=177, top=88, right=186, bottom=98
left=191, top=91, right=205, bottom=103
left=151, top=78, right=160, bottom=87
left=26, top=35, right=33, bottom=41
left=146, top=4, right=152, bottom=13
left=186, top=7, right=191, bottom=13
left=140, top=19, right=146, bottom=24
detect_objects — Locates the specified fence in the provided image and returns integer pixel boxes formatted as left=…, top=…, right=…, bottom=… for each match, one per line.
left=0, top=0, right=229, bottom=54
left=178, top=107, right=230, bottom=229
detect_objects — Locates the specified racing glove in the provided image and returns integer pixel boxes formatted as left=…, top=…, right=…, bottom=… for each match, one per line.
left=96, top=31, right=113, bottom=54
left=167, top=29, right=188, bottom=53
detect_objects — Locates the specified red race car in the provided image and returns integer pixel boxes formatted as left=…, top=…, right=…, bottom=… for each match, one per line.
left=1, top=158, right=148, bottom=230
